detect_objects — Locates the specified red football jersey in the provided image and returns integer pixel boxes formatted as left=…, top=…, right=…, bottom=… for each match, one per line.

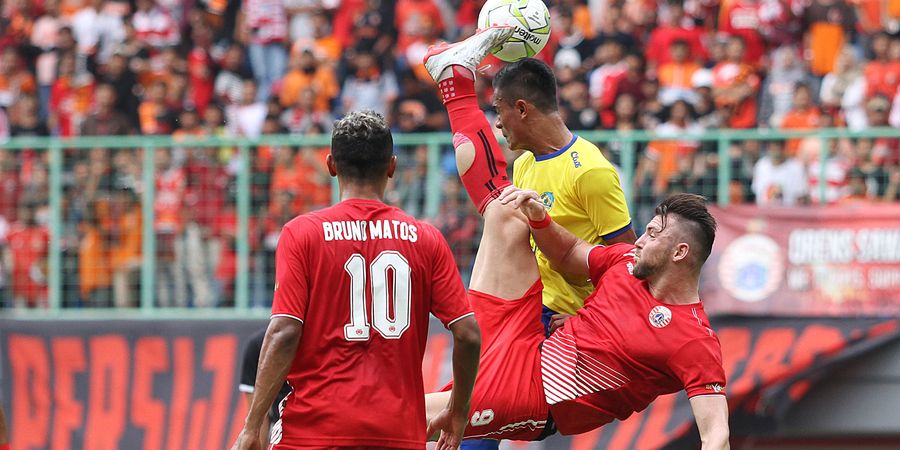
left=270, top=198, right=472, bottom=449
left=542, top=243, right=726, bottom=435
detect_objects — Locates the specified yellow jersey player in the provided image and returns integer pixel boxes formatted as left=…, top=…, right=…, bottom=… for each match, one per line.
left=499, top=59, right=636, bottom=319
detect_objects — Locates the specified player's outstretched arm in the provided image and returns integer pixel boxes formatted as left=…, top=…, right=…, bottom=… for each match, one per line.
left=498, top=186, right=592, bottom=280
left=428, top=315, right=481, bottom=450
left=232, top=317, right=303, bottom=450
left=690, top=395, right=730, bottom=450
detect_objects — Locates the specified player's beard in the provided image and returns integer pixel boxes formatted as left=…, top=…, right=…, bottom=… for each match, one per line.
left=632, top=254, right=663, bottom=280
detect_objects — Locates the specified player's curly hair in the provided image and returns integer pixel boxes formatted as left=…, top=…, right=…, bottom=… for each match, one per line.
left=331, top=110, right=394, bottom=182
left=656, top=194, right=717, bottom=266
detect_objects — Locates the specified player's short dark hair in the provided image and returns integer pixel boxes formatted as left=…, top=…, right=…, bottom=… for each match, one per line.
left=492, top=58, right=558, bottom=113
left=331, top=110, right=393, bottom=182
left=655, top=194, right=717, bottom=266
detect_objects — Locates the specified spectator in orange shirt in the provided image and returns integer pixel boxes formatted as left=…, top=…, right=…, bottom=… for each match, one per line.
left=394, top=0, right=444, bottom=54
left=658, top=39, right=703, bottom=106
left=803, top=0, right=857, bottom=76
left=712, top=36, right=761, bottom=128
left=138, top=79, right=172, bottom=134
left=864, top=32, right=900, bottom=100
left=781, top=84, right=822, bottom=155
left=110, top=187, right=142, bottom=307
left=78, top=205, right=112, bottom=307
left=0, top=47, right=37, bottom=108
left=279, top=49, right=339, bottom=111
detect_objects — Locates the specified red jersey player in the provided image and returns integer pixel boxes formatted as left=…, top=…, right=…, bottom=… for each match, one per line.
left=233, top=111, right=481, bottom=450
left=422, top=28, right=730, bottom=448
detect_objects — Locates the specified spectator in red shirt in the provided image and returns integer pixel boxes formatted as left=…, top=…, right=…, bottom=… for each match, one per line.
left=5, top=203, right=48, bottom=308
left=712, top=36, right=761, bottom=128
left=154, top=148, right=187, bottom=307
left=864, top=32, right=900, bottom=100
left=49, top=51, right=95, bottom=137
left=720, top=0, right=766, bottom=65
left=645, top=1, right=708, bottom=71
left=184, top=147, right=230, bottom=307
left=589, top=40, right=628, bottom=128
left=243, top=0, right=288, bottom=102
left=187, top=23, right=216, bottom=114
left=0, top=150, right=21, bottom=225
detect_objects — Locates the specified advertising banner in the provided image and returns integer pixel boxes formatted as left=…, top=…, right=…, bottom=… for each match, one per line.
left=3, top=316, right=899, bottom=450
left=704, top=204, right=900, bottom=315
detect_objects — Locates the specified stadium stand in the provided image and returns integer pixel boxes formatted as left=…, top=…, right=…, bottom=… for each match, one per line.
left=0, top=0, right=898, bottom=309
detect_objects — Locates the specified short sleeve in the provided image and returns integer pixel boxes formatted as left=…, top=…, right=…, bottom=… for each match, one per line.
left=239, top=329, right=266, bottom=393
left=574, top=166, right=632, bottom=241
left=425, top=226, right=473, bottom=327
left=271, top=226, right=310, bottom=323
left=587, top=243, right=634, bottom=284
left=668, top=337, right=727, bottom=398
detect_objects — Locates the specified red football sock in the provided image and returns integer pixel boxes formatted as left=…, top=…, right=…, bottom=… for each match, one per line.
left=439, top=66, right=510, bottom=214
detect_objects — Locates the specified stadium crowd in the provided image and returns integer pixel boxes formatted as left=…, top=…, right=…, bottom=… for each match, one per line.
left=0, top=0, right=899, bottom=308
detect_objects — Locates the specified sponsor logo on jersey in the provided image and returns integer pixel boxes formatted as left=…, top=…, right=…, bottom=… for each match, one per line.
left=718, top=233, right=783, bottom=303
left=648, top=305, right=672, bottom=328
left=705, top=383, right=724, bottom=393
left=540, top=192, right=555, bottom=210
left=471, top=409, right=495, bottom=427
left=571, top=151, right=582, bottom=168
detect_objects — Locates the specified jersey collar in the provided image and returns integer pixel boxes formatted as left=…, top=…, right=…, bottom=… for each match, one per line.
left=533, top=134, right=579, bottom=162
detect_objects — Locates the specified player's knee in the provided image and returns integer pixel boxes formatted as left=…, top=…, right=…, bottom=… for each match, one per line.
left=453, top=133, right=476, bottom=176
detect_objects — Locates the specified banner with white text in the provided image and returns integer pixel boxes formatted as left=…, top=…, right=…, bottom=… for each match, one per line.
left=704, top=204, right=900, bottom=315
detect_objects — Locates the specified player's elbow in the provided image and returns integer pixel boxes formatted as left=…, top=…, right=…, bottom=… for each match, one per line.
left=451, top=317, right=482, bottom=353
left=267, top=317, right=304, bottom=348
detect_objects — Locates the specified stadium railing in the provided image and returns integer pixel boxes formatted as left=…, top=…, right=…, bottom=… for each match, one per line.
left=2, top=127, right=898, bottom=317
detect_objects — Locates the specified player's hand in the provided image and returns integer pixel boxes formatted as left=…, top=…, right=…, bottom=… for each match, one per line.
left=497, top=186, right=546, bottom=222
left=426, top=407, right=468, bottom=450
left=230, top=428, right=262, bottom=450
left=549, top=313, right=573, bottom=334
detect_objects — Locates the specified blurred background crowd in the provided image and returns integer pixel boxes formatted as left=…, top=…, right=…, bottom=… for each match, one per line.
left=0, top=0, right=899, bottom=309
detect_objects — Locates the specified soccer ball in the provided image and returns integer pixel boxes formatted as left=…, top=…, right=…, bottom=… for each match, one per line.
left=477, top=0, right=551, bottom=62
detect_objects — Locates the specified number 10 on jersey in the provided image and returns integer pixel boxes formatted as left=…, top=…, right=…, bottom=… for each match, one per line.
left=344, top=251, right=412, bottom=341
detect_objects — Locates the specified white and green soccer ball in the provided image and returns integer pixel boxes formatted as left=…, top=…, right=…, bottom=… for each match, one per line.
left=477, top=0, right=552, bottom=62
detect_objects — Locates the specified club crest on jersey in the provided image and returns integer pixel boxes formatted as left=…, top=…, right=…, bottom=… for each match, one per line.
left=540, top=192, right=555, bottom=210
left=648, top=305, right=672, bottom=328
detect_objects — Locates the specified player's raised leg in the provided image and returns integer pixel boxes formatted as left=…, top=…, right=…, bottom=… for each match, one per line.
left=424, top=27, right=539, bottom=301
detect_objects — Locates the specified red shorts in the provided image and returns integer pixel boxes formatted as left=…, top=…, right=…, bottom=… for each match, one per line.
left=444, top=280, right=549, bottom=441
